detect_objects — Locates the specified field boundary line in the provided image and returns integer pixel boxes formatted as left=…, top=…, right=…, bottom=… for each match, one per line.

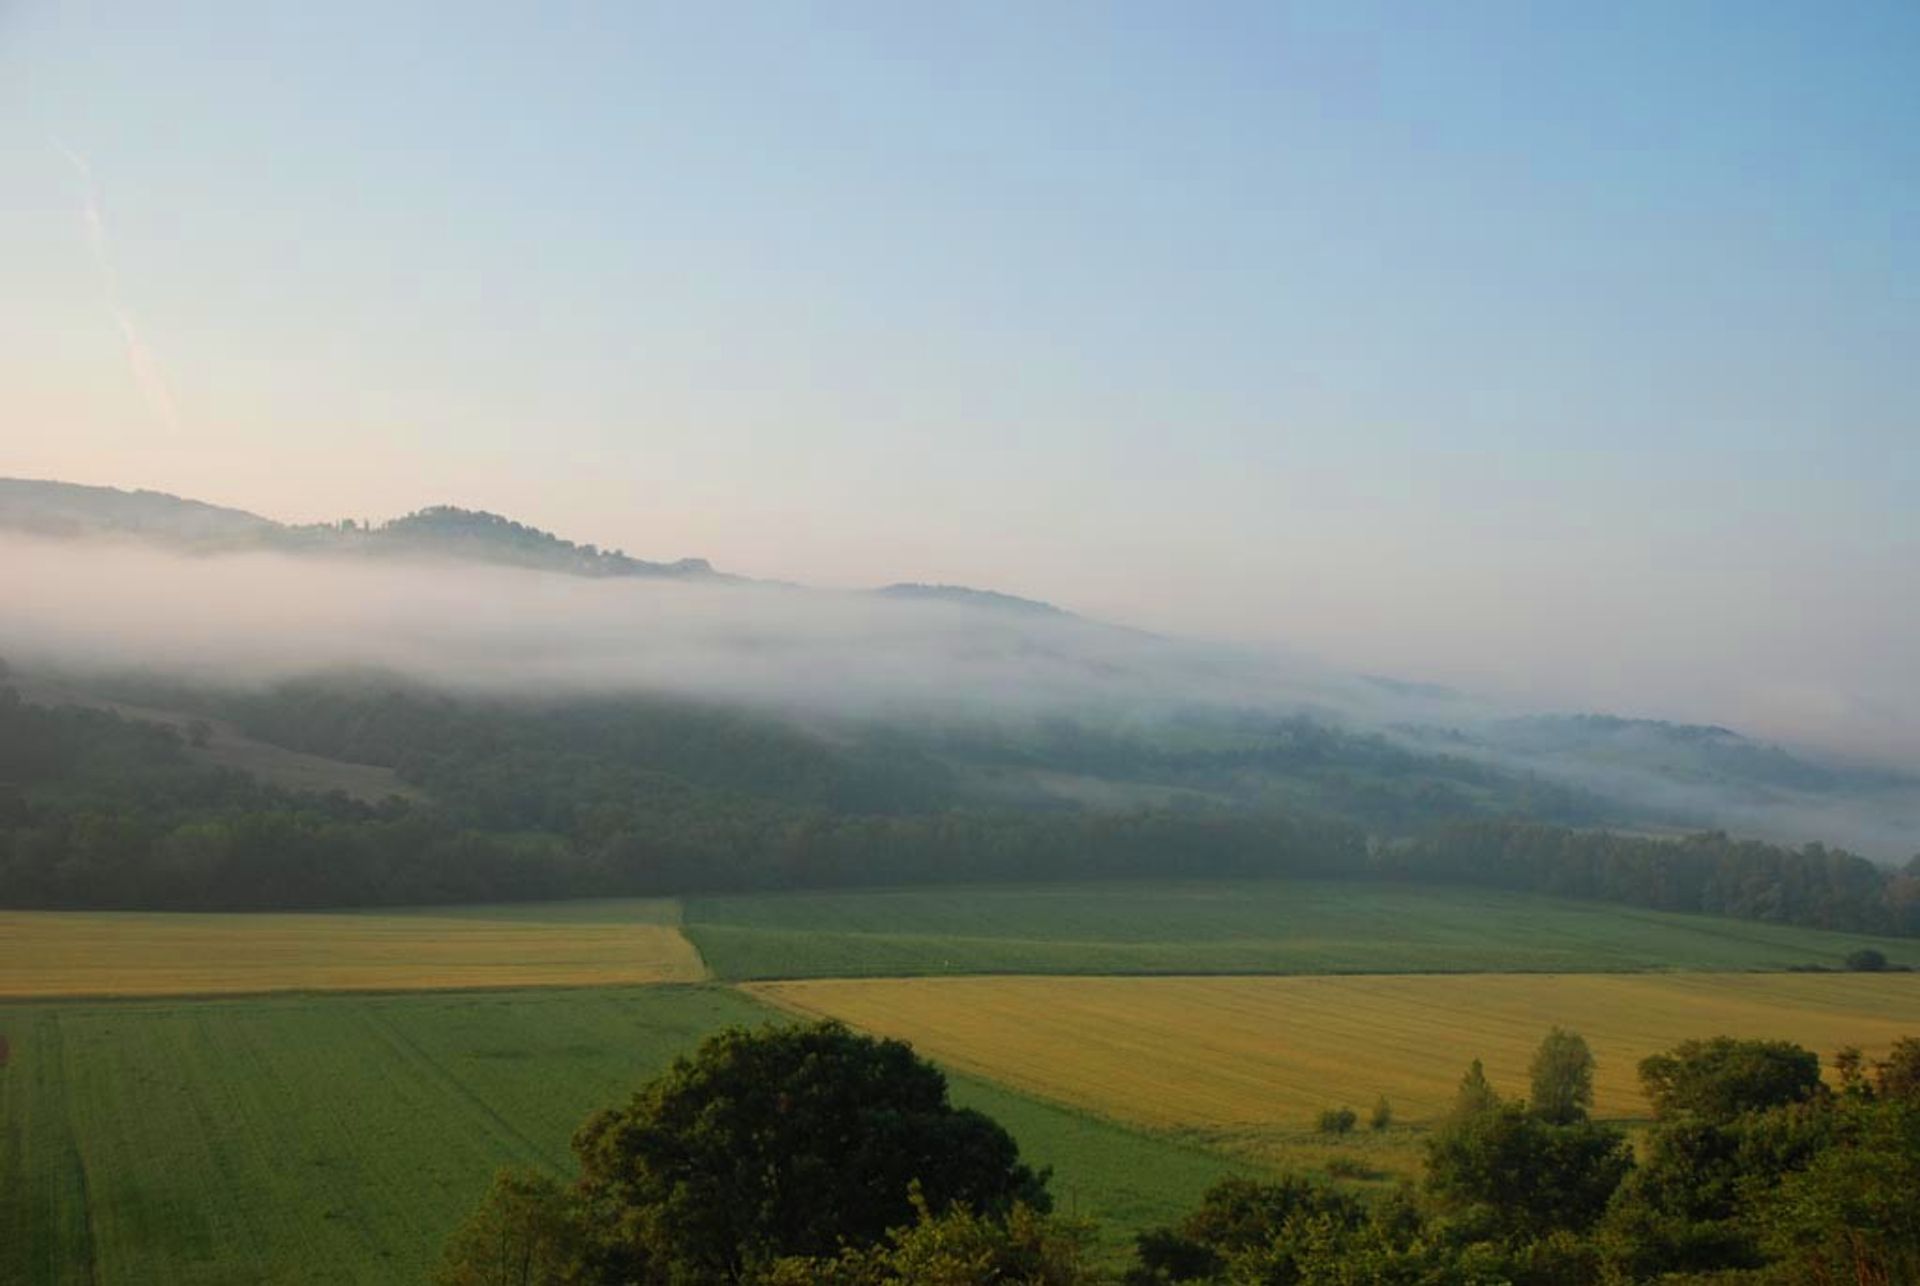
left=0, top=979, right=734, bottom=1008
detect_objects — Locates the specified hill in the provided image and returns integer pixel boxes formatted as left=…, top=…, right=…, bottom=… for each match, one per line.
left=0, top=478, right=716, bottom=579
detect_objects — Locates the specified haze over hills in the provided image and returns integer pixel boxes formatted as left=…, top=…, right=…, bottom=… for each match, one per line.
left=0, top=478, right=1075, bottom=614
left=3, top=475, right=1915, bottom=860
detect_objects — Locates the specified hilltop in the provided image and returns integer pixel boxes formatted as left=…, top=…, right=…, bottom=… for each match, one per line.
left=0, top=478, right=715, bottom=579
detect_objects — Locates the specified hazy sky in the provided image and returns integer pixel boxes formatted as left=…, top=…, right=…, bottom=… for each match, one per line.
left=3, top=3, right=1916, bottom=753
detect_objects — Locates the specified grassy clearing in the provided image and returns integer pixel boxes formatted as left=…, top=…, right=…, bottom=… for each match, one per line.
left=0, top=986, right=1246, bottom=1283
left=0, top=900, right=704, bottom=998
left=686, top=880, right=1919, bottom=980
left=751, top=972, right=1920, bottom=1179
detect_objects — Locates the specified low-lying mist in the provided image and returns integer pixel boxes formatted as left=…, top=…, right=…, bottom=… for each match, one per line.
left=1, top=535, right=1352, bottom=718
left=6, top=535, right=1914, bottom=860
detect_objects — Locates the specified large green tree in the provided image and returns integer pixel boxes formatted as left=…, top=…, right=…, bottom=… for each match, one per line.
left=568, top=1021, right=1048, bottom=1283
left=1638, top=1037, right=1824, bottom=1124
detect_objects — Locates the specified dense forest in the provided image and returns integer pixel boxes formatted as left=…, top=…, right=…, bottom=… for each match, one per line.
left=3, top=672, right=1915, bottom=935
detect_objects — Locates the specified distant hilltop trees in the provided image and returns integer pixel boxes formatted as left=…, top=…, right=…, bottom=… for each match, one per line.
left=314, top=504, right=716, bottom=579
left=0, top=478, right=717, bottom=579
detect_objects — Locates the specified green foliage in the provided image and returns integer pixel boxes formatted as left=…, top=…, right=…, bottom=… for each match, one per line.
left=1130, top=1176, right=1368, bottom=1283
left=1316, top=1107, right=1357, bottom=1135
left=1527, top=1027, right=1595, bottom=1124
left=1757, top=1099, right=1920, bottom=1285
left=757, top=1190, right=1101, bottom=1285
left=1596, top=1043, right=1844, bottom=1280
left=567, top=1021, right=1049, bottom=1281
left=1451, top=1059, right=1500, bottom=1120
left=435, top=1169, right=591, bottom=1286
left=1369, top=1096, right=1392, bottom=1132
left=1875, top=1036, right=1920, bottom=1100
left=1846, top=947, right=1889, bottom=971
left=1423, top=1102, right=1632, bottom=1239
left=1638, top=1037, right=1825, bottom=1123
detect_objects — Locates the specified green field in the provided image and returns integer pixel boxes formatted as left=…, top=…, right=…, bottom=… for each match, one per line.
left=0, top=985, right=1249, bottom=1284
left=685, top=880, right=1919, bottom=979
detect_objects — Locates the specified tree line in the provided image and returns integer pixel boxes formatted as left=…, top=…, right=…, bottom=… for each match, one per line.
left=1393, top=819, right=1920, bottom=938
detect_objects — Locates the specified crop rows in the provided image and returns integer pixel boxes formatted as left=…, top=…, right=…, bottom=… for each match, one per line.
left=0, top=899, right=705, bottom=998
left=752, top=972, right=1920, bottom=1134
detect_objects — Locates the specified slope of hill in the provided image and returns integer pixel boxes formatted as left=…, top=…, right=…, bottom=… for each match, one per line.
left=0, top=477, right=275, bottom=543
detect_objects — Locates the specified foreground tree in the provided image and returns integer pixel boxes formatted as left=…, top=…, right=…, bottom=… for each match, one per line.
left=438, top=1022, right=1049, bottom=1286
left=1425, top=1100, right=1632, bottom=1240
left=1638, top=1037, right=1824, bottom=1123
left=570, top=1021, right=1048, bottom=1282
left=1128, top=1176, right=1369, bottom=1284
left=1597, top=1038, right=1837, bottom=1280
left=1759, top=1098, right=1920, bottom=1285
left=759, top=1186, right=1099, bottom=1285
left=1527, top=1027, right=1595, bottom=1124
left=435, top=1170, right=589, bottom=1286
left=1422, top=1031, right=1629, bottom=1242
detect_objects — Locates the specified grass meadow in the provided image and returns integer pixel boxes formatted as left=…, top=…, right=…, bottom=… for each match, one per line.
left=752, top=971, right=1920, bottom=1180
left=686, top=880, right=1920, bottom=980
left=0, top=899, right=704, bottom=998
left=0, top=985, right=1248, bottom=1284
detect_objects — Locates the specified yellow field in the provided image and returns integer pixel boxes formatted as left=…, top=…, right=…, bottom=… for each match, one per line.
left=752, top=973, right=1920, bottom=1134
left=0, top=900, right=706, bottom=997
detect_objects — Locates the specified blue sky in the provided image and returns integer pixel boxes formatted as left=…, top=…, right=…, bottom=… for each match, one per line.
left=3, top=2, right=1916, bottom=752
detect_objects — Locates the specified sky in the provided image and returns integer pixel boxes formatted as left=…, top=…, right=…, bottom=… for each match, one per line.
left=3, top=2, right=1916, bottom=756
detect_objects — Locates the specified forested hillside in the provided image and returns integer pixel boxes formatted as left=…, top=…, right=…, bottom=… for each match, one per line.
left=3, top=670, right=1914, bottom=933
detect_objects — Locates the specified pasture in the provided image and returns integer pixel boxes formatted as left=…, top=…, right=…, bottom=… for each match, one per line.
left=752, top=971, right=1920, bottom=1175
left=0, top=985, right=1246, bottom=1284
left=686, top=879, right=1919, bottom=979
left=0, top=899, right=705, bottom=998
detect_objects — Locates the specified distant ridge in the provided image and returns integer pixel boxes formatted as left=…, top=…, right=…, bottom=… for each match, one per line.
left=0, top=479, right=1072, bottom=607
left=0, top=478, right=276, bottom=543
left=0, top=478, right=716, bottom=580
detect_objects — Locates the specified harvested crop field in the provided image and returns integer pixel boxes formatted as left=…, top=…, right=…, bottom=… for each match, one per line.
left=752, top=972, right=1920, bottom=1134
left=0, top=899, right=705, bottom=997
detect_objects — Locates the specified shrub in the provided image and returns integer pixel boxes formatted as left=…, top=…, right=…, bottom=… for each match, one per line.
left=1317, top=1106, right=1358, bottom=1135
left=1370, top=1095, right=1393, bottom=1132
